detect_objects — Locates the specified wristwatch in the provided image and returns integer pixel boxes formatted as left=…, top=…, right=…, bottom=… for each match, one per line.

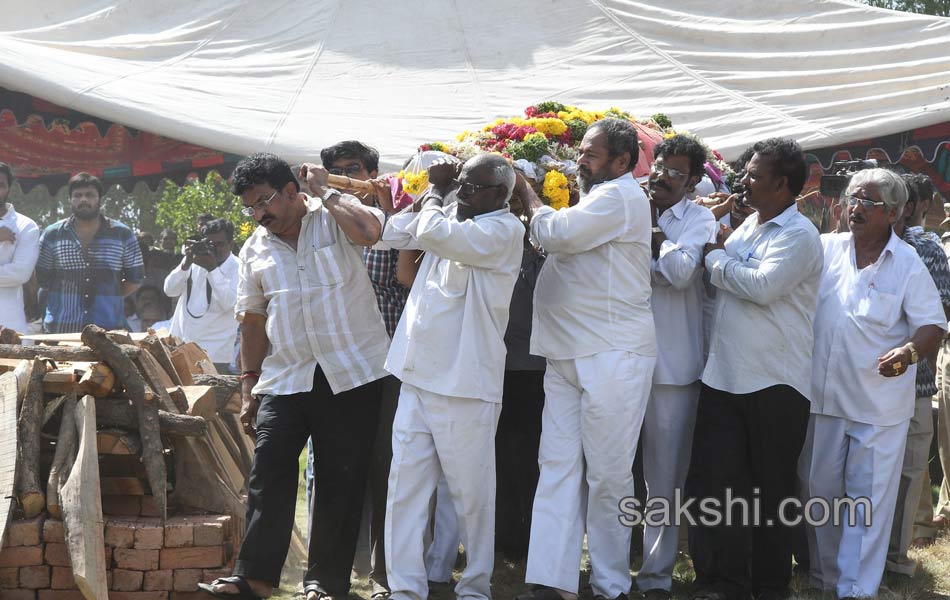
left=651, top=226, right=664, bottom=235
left=907, top=342, right=919, bottom=364
left=322, top=188, right=342, bottom=202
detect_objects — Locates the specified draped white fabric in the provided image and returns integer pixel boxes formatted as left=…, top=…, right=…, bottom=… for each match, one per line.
left=1, top=0, right=948, bottom=167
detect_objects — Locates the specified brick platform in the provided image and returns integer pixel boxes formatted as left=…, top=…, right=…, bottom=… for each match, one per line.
left=0, top=514, right=234, bottom=599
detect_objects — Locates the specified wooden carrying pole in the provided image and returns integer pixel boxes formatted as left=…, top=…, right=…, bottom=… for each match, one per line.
left=327, top=173, right=376, bottom=194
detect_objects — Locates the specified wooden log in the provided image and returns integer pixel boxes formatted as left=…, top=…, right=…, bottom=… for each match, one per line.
left=61, top=394, right=109, bottom=600
left=96, top=428, right=142, bottom=455
left=106, top=330, right=135, bottom=345
left=43, top=369, right=79, bottom=395
left=82, top=324, right=167, bottom=520
left=43, top=394, right=68, bottom=426
left=78, top=362, right=116, bottom=397
left=135, top=351, right=183, bottom=414
left=14, top=358, right=48, bottom=517
left=169, top=342, right=217, bottom=377
left=168, top=347, right=196, bottom=386
left=95, top=397, right=208, bottom=436
left=175, top=385, right=216, bottom=418
left=0, top=373, right=18, bottom=546
left=0, top=325, right=21, bottom=345
left=0, top=342, right=141, bottom=362
left=47, top=393, right=79, bottom=519
left=100, top=476, right=148, bottom=496
left=12, top=358, right=33, bottom=414
left=192, top=373, right=241, bottom=413
left=141, top=334, right=184, bottom=387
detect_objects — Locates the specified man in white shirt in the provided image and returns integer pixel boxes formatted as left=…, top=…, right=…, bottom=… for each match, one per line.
left=800, top=168, right=946, bottom=599
left=515, top=118, right=656, bottom=600
left=199, top=153, right=390, bottom=600
left=687, top=138, right=823, bottom=600
left=638, top=135, right=716, bottom=600
left=164, top=218, right=239, bottom=373
left=0, top=162, right=40, bottom=334
left=380, top=154, right=523, bottom=600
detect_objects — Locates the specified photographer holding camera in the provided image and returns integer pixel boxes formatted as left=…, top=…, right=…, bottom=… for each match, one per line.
left=163, top=218, right=239, bottom=372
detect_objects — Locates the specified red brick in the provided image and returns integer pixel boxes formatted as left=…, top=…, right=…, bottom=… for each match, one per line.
left=18, top=565, right=50, bottom=588
left=192, top=522, right=223, bottom=547
left=42, top=519, right=65, bottom=544
left=172, top=568, right=203, bottom=592
left=4, top=590, right=37, bottom=600
left=160, top=546, right=222, bottom=570
left=104, top=545, right=114, bottom=567
left=0, top=566, right=19, bottom=588
left=143, top=569, right=173, bottom=591
left=163, top=518, right=194, bottom=548
left=6, top=517, right=44, bottom=547
left=201, top=568, right=230, bottom=584
left=114, top=547, right=160, bottom=571
left=43, top=543, right=70, bottom=567
left=140, top=496, right=162, bottom=518
left=105, top=518, right=137, bottom=548
left=50, top=566, right=77, bottom=589
left=0, top=546, right=44, bottom=568
left=110, top=592, right=170, bottom=600
left=134, top=519, right=164, bottom=550
left=38, top=591, right=86, bottom=600
left=102, top=495, right=142, bottom=517
left=112, top=568, right=145, bottom=591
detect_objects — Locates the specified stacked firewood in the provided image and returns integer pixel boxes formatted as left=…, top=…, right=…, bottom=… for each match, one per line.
left=0, top=324, right=254, bottom=599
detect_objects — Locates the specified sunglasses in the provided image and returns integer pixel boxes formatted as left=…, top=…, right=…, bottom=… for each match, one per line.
left=650, top=163, right=687, bottom=180
left=328, top=164, right=365, bottom=177
left=454, top=179, right=503, bottom=196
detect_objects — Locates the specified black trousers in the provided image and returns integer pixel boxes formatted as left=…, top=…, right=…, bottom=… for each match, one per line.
left=685, top=384, right=810, bottom=598
left=233, top=365, right=382, bottom=593
left=494, top=370, right=545, bottom=560
left=367, top=375, right=400, bottom=592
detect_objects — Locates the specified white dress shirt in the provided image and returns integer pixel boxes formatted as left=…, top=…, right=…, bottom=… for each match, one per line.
left=529, top=172, right=656, bottom=360
left=652, top=198, right=717, bottom=385
left=381, top=203, right=523, bottom=403
left=811, top=231, right=947, bottom=426
left=703, top=203, right=822, bottom=398
left=235, top=195, right=390, bottom=396
left=0, top=204, right=40, bottom=333
left=164, top=253, right=239, bottom=363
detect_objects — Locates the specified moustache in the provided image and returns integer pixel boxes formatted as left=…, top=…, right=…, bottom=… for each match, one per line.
left=650, top=181, right=671, bottom=192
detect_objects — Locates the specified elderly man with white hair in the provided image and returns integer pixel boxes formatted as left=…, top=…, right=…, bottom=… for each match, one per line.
left=800, top=168, right=946, bottom=599
left=380, top=153, right=524, bottom=600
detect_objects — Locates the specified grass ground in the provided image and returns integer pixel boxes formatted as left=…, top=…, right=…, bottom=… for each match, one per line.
left=271, top=454, right=950, bottom=600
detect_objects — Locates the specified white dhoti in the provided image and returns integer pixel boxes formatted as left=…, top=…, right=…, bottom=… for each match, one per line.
left=425, top=473, right=460, bottom=583
left=525, top=350, right=655, bottom=598
left=385, top=383, right=500, bottom=600
left=637, top=381, right=701, bottom=593
left=799, top=413, right=909, bottom=598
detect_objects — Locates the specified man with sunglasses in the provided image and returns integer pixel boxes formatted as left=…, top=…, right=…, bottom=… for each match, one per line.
left=514, top=118, right=656, bottom=600
left=800, top=168, right=945, bottom=598
left=200, top=153, right=390, bottom=600
left=379, top=153, right=523, bottom=600
left=637, top=134, right=717, bottom=600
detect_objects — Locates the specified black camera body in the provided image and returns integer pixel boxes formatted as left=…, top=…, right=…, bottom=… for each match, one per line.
left=820, top=159, right=878, bottom=198
left=187, top=236, right=215, bottom=256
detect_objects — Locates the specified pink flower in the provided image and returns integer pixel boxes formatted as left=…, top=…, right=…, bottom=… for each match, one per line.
left=525, top=106, right=538, bottom=117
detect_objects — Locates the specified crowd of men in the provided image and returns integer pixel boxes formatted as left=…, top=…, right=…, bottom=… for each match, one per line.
left=1, top=118, right=949, bottom=600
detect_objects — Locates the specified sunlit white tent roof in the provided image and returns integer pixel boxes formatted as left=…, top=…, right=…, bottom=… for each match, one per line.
left=1, top=0, right=948, bottom=167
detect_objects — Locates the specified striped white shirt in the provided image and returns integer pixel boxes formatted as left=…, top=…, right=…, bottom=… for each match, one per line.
left=235, top=195, right=390, bottom=396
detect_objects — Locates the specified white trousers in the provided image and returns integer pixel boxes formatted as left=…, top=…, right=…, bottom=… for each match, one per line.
left=385, top=383, right=500, bottom=600
left=525, top=350, right=656, bottom=598
left=425, top=474, right=460, bottom=583
left=799, top=413, right=909, bottom=599
left=637, top=382, right=701, bottom=593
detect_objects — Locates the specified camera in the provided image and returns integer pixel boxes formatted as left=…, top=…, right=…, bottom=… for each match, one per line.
left=820, top=159, right=878, bottom=198
left=732, top=177, right=748, bottom=208
left=186, top=237, right=215, bottom=256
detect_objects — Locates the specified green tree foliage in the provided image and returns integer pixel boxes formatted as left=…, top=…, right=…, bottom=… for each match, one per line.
left=861, top=0, right=950, bottom=16
left=155, top=172, right=254, bottom=246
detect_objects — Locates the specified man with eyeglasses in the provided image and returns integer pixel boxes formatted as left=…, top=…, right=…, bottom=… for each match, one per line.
left=163, top=217, right=240, bottom=373
left=686, top=138, right=822, bottom=600
left=379, top=153, right=523, bottom=600
left=514, top=118, right=656, bottom=600
left=636, top=134, right=717, bottom=600
left=800, top=168, right=945, bottom=599
left=36, top=171, right=144, bottom=333
left=200, top=153, right=390, bottom=600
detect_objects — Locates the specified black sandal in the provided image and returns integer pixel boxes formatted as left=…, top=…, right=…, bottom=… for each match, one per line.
left=302, top=582, right=333, bottom=600
left=197, top=575, right=265, bottom=599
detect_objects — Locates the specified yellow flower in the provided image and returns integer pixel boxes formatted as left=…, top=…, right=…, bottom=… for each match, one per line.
left=238, top=222, right=255, bottom=238
left=398, top=170, right=430, bottom=195
left=542, top=170, right=570, bottom=210
left=525, top=117, right=568, bottom=137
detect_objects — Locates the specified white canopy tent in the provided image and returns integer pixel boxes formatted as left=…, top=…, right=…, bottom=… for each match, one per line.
left=1, top=0, right=948, bottom=167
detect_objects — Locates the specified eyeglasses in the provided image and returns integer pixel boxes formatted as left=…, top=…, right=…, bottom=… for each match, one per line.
left=241, top=190, right=279, bottom=217
left=328, top=164, right=365, bottom=177
left=845, top=195, right=887, bottom=210
left=453, top=179, right=503, bottom=196
left=650, top=163, right=687, bottom=180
